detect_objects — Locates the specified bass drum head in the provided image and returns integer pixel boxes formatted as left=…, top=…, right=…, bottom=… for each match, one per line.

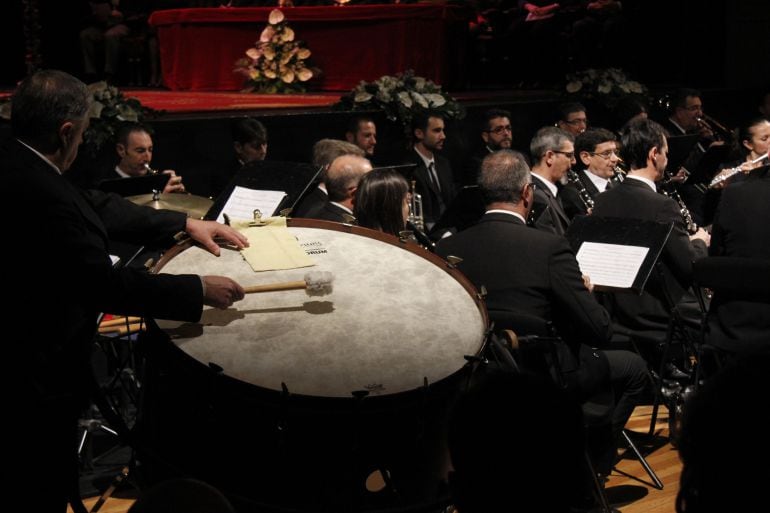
left=137, top=220, right=488, bottom=513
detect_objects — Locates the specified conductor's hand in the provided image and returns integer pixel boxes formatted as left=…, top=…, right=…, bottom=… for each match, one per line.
left=202, top=276, right=245, bottom=309
left=186, top=218, right=249, bottom=256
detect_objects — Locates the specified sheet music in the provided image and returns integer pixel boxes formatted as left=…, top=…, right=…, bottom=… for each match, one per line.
left=216, top=186, right=286, bottom=223
left=575, top=242, right=649, bottom=289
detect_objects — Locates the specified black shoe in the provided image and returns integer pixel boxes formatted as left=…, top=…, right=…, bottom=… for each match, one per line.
left=663, top=362, right=691, bottom=381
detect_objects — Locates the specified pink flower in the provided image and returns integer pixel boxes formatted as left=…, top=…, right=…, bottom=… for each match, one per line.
left=260, top=26, right=275, bottom=42
left=268, top=9, right=285, bottom=24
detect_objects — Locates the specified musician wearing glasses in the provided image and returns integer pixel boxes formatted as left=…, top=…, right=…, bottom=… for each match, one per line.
left=556, top=102, right=588, bottom=136
left=462, top=109, right=515, bottom=186
left=561, top=128, right=619, bottom=220
left=529, top=126, right=575, bottom=235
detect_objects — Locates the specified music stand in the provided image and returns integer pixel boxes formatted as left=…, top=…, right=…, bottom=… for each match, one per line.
left=98, top=173, right=171, bottom=197
left=431, top=185, right=486, bottom=234
left=565, top=216, right=672, bottom=293
left=691, top=144, right=732, bottom=184
left=206, top=160, right=319, bottom=220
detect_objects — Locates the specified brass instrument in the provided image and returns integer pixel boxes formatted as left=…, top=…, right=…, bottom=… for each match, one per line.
left=611, top=162, right=627, bottom=185
left=696, top=113, right=733, bottom=142
left=144, top=163, right=159, bottom=174
left=566, top=169, right=594, bottom=211
left=407, top=179, right=425, bottom=232
left=708, top=152, right=770, bottom=188
left=659, top=176, right=697, bottom=234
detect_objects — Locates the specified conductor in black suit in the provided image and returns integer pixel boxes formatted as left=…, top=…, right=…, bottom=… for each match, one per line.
left=561, top=127, right=620, bottom=220
left=592, top=119, right=710, bottom=335
left=406, top=111, right=457, bottom=235
left=436, top=150, right=647, bottom=475
left=1, top=70, right=248, bottom=513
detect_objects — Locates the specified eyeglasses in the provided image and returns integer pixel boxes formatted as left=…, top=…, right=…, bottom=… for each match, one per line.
left=552, top=150, right=575, bottom=159
left=683, top=104, right=703, bottom=112
left=590, top=150, right=619, bottom=160
left=486, top=125, right=512, bottom=134
left=562, top=118, right=588, bottom=126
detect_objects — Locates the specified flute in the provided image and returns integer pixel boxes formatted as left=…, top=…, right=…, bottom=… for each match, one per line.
left=709, top=152, right=769, bottom=188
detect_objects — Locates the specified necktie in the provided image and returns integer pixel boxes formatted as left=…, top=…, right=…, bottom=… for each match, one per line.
left=428, top=161, right=441, bottom=192
left=605, top=180, right=613, bottom=191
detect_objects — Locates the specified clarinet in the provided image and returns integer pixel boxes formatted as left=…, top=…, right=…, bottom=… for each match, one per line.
left=659, top=177, right=698, bottom=234
left=566, top=169, right=595, bottom=210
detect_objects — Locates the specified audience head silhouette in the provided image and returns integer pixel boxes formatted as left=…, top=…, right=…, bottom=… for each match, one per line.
left=448, top=371, right=585, bottom=513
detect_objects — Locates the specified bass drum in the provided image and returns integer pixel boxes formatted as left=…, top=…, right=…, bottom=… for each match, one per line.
left=137, top=219, right=488, bottom=513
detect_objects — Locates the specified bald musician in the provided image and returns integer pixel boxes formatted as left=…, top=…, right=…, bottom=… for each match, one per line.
left=311, top=154, right=372, bottom=223
left=0, top=70, right=247, bottom=513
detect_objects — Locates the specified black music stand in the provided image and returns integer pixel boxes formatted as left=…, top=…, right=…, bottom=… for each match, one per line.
left=98, top=173, right=171, bottom=197
left=206, top=160, right=319, bottom=220
left=565, top=216, right=672, bottom=293
left=431, top=185, right=486, bottom=234
left=664, top=134, right=698, bottom=178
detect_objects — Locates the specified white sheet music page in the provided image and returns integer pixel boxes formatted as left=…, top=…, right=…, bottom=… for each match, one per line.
left=575, top=242, right=649, bottom=289
left=216, top=186, right=286, bottom=223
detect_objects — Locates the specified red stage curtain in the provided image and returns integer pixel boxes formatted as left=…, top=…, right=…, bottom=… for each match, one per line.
left=149, top=5, right=469, bottom=92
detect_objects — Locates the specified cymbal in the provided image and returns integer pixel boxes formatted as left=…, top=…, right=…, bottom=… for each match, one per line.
left=127, top=193, right=213, bottom=219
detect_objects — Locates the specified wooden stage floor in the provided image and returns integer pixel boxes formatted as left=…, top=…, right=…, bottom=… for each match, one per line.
left=69, top=405, right=680, bottom=513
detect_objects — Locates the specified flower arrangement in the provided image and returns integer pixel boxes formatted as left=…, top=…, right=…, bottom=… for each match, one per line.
left=83, top=81, right=156, bottom=156
left=563, top=68, right=649, bottom=108
left=234, top=9, right=317, bottom=94
left=0, top=80, right=155, bottom=157
left=334, top=70, right=465, bottom=128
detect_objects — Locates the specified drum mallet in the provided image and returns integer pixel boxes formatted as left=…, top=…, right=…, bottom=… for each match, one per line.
left=244, top=271, right=334, bottom=296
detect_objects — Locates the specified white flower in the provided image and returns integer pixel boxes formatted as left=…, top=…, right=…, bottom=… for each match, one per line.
left=376, top=89, right=392, bottom=102
left=566, top=80, right=583, bottom=93
left=116, top=103, right=139, bottom=122
left=397, top=91, right=413, bottom=108
left=413, top=76, right=426, bottom=91
left=627, top=81, right=643, bottom=94
left=597, top=82, right=612, bottom=94
left=268, top=9, right=285, bottom=24
left=354, top=91, right=373, bottom=103
left=410, top=91, right=428, bottom=108
left=423, top=93, right=446, bottom=107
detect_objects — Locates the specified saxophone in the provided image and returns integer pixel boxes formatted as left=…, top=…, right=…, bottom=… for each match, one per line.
left=566, top=169, right=595, bottom=211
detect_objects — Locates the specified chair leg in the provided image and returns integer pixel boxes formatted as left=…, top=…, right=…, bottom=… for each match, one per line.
left=622, top=430, right=663, bottom=489
left=585, top=450, right=612, bottom=513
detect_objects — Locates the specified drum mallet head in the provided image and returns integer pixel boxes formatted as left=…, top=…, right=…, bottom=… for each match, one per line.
left=304, top=271, right=334, bottom=296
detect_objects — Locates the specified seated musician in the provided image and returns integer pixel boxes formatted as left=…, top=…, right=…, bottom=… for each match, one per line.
left=436, top=150, right=647, bottom=480
left=711, top=116, right=770, bottom=188
left=591, top=119, right=709, bottom=374
left=561, top=127, right=620, bottom=220
left=310, top=154, right=372, bottom=223
left=529, top=126, right=574, bottom=235
left=353, top=168, right=409, bottom=237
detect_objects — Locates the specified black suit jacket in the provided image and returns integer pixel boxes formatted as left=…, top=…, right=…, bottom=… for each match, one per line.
left=706, top=176, right=770, bottom=352
left=592, top=177, right=708, bottom=331
left=436, top=213, right=612, bottom=399
left=531, top=174, right=570, bottom=236
left=1, top=140, right=203, bottom=407
left=312, top=201, right=353, bottom=223
left=293, top=186, right=327, bottom=218
left=406, top=150, right=457, bottom=229
left=561, top=170, right=602, bottom=220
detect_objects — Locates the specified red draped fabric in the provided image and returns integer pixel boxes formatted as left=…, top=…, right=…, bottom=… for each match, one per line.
left=149, top=5, right=470, bottom=92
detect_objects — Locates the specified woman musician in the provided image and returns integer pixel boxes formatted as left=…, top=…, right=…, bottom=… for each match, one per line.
left=710, top=116, right=770, bottom=189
